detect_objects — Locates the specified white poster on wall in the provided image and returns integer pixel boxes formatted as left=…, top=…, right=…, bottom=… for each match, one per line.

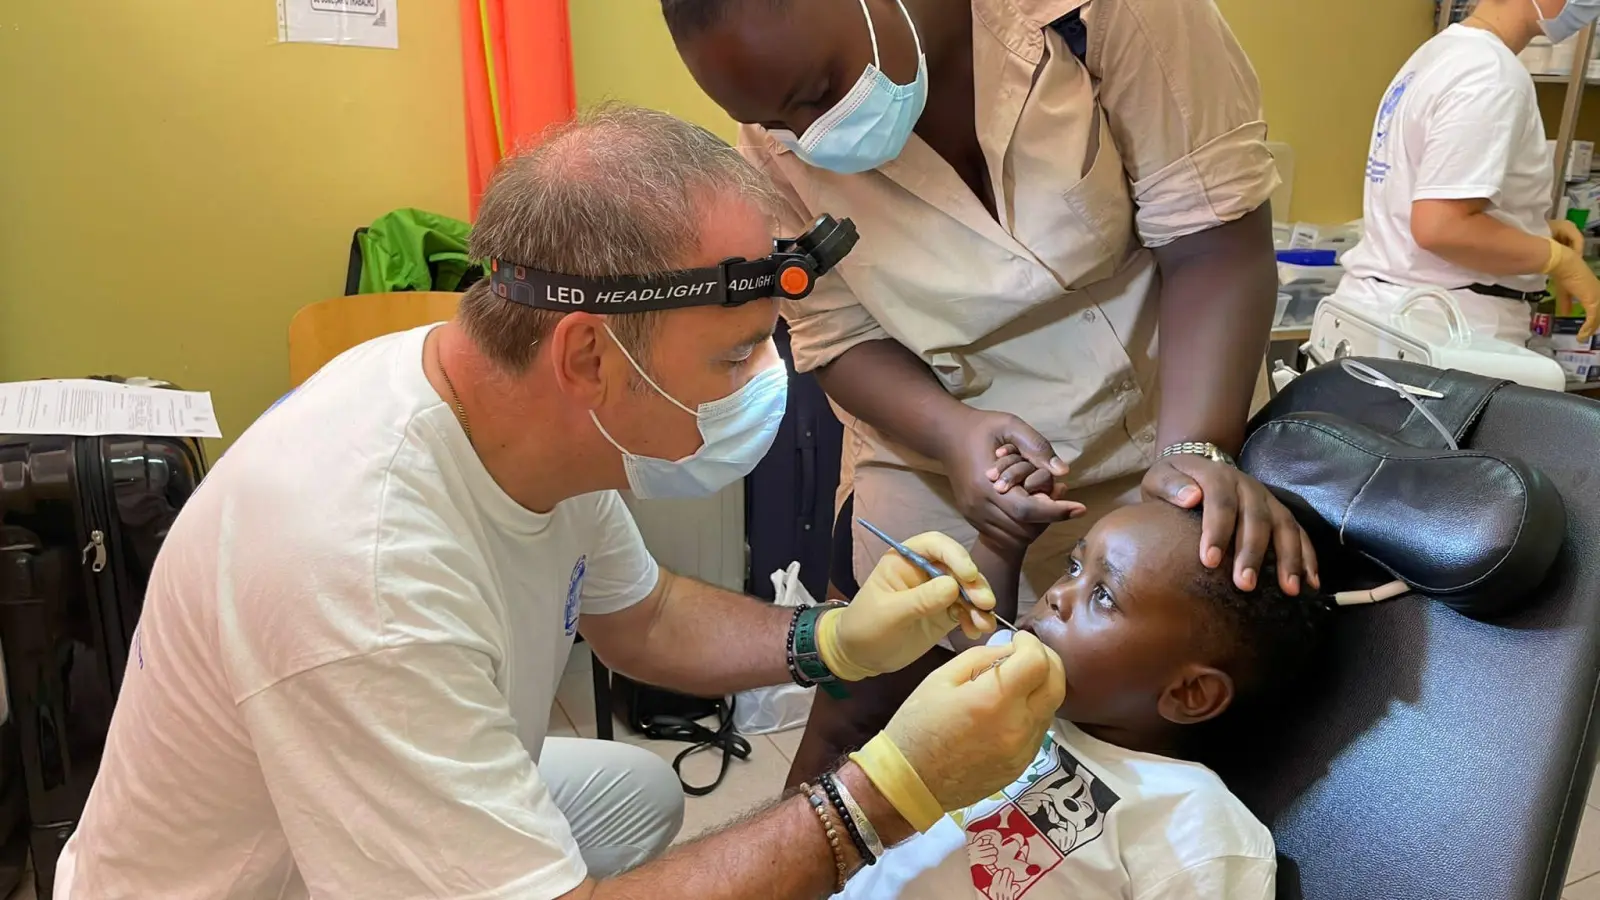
left=277, top=0, right=399, bottom=49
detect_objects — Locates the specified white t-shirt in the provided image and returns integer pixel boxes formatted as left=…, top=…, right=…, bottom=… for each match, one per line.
left=56, top=325, right=660, bottom=900
left=1340, top=24, right=1553, bottom=294
left=839, top=723, right=1275, bottom=900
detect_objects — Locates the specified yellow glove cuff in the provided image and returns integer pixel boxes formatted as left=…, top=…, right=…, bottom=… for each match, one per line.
left=850, top=732, right=945, bottom=833
left=1543, top=237, right=1570, bottom=275
left=816, top=607, right=874, bottom=683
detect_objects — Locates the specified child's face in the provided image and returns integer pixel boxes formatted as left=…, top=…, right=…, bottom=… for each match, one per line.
left=1021, top=503, right=1235, bottom=731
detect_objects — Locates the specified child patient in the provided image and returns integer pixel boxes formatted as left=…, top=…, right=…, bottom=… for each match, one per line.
left=836, top=502, right=1328, bottom=900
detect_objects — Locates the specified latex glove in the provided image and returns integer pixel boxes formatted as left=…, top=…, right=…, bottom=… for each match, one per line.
left=1552, top=219, right=1586, bottom=256
left=1545, top=238, right=1600, bottom=341
left=850, top=632, right=1065, bottom=830
left=818, top=532, right=997, bottom=681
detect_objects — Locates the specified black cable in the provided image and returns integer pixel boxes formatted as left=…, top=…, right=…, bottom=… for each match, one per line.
left=636, top=695, right=753, bottom=797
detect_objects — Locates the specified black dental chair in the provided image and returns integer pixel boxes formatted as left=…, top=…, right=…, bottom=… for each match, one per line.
left=1229, top=359, right=1599, bottom=900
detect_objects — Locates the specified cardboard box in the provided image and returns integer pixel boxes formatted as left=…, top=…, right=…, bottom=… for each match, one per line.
left=1551, top=140, right=1597, bottom=182
left=1555, top=349, right=1600, bottom=383
left=1545, top=316, right=1596, bottom=353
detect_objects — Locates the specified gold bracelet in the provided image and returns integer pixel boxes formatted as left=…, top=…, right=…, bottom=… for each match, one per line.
left=800, top=782, right=849, bottom=893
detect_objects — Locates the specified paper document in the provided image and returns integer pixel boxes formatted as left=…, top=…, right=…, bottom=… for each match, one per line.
left=277, top=0, right=399, bottom=49
left=0, top=380, right=222, bottom=440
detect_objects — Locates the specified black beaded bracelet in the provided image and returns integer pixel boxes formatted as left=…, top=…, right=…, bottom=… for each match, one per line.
left=784, top=605, right=811, bottom=686
left=822, top=773, right=875, bottom=865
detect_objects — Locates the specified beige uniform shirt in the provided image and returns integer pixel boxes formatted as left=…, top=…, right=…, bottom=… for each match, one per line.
left=742, top=0, right=1278, bottom=496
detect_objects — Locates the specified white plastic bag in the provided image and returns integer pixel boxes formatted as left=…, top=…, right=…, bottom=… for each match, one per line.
left=731, top=562, right=817, bottom=736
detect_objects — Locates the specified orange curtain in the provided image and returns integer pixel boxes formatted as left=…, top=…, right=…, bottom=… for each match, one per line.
left=459, top=0, right=577, bottom=217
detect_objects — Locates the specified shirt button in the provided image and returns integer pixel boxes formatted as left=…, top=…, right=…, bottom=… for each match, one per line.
left=1138, top=429, right=1156, bottom=445
left=1082, top=310, right=1097, bottom=323
left=1119, top=380, right=1135, bottom=394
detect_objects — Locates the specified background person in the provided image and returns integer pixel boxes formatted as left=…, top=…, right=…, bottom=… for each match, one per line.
left=56, top=105, right=1062, bottom=900
left=1337, top=0, right=1600, bottom=342
left=663, top=0, right=1319, bottom=784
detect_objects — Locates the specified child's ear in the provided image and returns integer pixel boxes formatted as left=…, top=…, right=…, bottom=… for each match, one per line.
left=1156, top=665, right=1235, bottom=726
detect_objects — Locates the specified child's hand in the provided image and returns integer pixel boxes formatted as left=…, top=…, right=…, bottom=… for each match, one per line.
left=986, top=444, right=1085, bottom=530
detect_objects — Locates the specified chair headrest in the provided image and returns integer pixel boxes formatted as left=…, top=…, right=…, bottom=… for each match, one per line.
left=1241, top=411, right=1565, bottom=619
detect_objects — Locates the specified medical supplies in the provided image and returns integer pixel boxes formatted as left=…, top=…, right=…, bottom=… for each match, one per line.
left=1277, top=249, right=1344, bottom=328
left=1549, top=139, right=1595, bottom=183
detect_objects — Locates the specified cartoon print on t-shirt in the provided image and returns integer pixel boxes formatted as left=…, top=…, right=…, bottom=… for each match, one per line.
left=964, top=743, right=1121, bottom=899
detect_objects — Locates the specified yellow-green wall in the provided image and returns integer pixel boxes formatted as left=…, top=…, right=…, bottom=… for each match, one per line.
left=0, top=1, right=1443, bottom=450
left=570, top=0, right=1435, bottom=225
left=0, top=2, right=468, bottom=452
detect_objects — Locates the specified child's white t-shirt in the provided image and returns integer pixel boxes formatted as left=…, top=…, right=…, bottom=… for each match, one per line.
left=1340, top=24, right=1553, bottom=294
left=839, top=722, right=1275, bottom=900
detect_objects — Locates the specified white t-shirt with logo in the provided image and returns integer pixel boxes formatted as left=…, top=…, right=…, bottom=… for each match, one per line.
left=839, top=723, right=1275, bottom=900
left=56, top=325, right=660, bottom=899
left=1340, top=24, right=1553, bottom=296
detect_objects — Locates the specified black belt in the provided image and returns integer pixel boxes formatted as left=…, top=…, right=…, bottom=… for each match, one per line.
left=1466, top=283, right=1548, bottom=303
left=1371, top=277, right=1546, bottom=304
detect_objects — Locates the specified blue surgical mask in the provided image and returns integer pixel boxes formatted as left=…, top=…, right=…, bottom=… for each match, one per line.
left=590, top=325, right=788, bottom=500
left=770, top=0, right=928, bottom=175
left=1537, top=0, right=1600, bottom=44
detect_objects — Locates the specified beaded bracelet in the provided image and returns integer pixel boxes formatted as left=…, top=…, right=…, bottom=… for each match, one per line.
left=800, top=782, right=849, bottom=893
left=824, top=772, right=884, bottom=864
left=784, top=605, right=810, bottom=687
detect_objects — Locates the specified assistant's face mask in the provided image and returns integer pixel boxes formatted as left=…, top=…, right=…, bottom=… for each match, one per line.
left=589, top=325, right=788, bottom=500
left=1536, top=0, right=1600, bottom=45
left=770, top=0, right=929, bottom=175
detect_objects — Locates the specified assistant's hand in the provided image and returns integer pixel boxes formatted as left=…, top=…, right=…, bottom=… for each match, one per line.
left=1142, top=456, right=1318, bottom=595
left=936, top=409, right=1085, bottom=547
left=1545, top=238, right=1600, bottom=341
left=1552, top=219, right=1586, bottom=256
left=851, top=633, right=1064, bottom=830
left=820, top=532, right=997, bottom=681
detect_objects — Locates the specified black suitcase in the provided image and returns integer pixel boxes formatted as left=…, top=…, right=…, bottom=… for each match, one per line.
left=0, top=416, right=206, bottom=897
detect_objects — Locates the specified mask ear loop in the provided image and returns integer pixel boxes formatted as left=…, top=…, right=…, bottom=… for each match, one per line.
left=602, top=323, right=696, bottom=416
left=856, top=0, right=882, bottom=71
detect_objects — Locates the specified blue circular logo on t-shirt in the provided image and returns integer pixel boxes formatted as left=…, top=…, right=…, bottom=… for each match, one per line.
left=564, top=556, right=587, bottom=637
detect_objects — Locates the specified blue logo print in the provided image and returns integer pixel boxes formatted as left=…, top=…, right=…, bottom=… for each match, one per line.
left=564, top=556, right=587, bottom=636
left=1367, top=71, right=1415, bottom=185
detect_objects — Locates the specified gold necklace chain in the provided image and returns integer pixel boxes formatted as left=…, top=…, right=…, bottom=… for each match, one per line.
left=437, top=357, right=472, bottom=443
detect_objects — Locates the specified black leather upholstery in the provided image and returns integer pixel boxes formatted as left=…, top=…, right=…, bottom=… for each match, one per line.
left=1241, top=410, right=1565, bottom=619
left=1223, top=359, right=1600, bottom=900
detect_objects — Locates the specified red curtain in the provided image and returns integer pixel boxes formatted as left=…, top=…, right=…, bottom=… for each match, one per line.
left=459, top=0, right=577, bottom=217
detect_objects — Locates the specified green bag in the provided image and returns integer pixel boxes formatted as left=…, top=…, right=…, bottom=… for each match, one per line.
left=346, top=208, right=483, bottom=295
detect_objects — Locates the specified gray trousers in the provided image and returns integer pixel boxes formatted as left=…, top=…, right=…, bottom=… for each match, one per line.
left=542, top=736, right=685, bottom=878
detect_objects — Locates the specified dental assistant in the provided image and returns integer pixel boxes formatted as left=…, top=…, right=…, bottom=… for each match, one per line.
left=57, top=107, right=1064, bottom=900
left=1338, top=0, right=1600, bottom=342
left=665, top=0, right=1318, bottom=782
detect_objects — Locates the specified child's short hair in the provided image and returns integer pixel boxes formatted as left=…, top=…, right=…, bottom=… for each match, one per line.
left=1182, top=508, right=1330, bottom=715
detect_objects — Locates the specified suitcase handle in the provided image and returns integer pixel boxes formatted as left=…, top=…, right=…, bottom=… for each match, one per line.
left=1393, top=287, right=1471, bottom=348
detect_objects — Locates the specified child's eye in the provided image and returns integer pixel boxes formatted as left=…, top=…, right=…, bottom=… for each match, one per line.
left=1066, top=557, right=1083, bottom=578
left=1092, top=585, right=1117, bottom=612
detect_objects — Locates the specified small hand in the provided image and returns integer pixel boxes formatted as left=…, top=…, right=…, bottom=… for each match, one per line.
left=1142, top=455, right=1319, bottom=595
left=971, top=831, right=1001, bottom=867
left=991, top=867, right=1021, bottom=900
left=936, top=410, right=1083, bottom=547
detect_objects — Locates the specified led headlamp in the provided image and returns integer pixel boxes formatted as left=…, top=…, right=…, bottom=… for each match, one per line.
left=487, top=214, right=859, bottom=314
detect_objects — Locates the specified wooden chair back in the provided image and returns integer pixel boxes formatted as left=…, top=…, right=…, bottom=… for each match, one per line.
left=288, top=291, right=462, bottom=387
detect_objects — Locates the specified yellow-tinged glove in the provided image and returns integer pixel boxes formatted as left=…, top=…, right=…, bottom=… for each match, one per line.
left=850, top=633, right=1065, bottom=831
left=1551, top=219, right=1586, bottom=256
left=1544, top=238, right=1600, bottom=341
left=817, top=531, right=997, bottom=682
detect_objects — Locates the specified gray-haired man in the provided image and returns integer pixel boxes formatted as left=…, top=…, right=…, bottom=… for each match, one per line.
left=58, top=105, right=1063, bottom=899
